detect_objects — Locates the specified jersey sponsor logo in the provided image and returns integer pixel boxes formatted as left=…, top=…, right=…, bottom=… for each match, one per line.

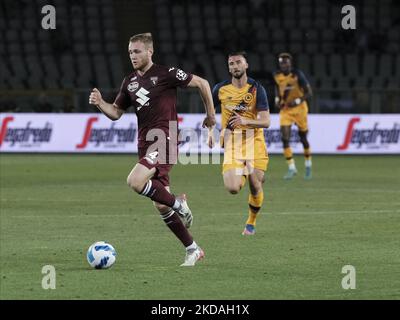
left=337, top=117, right=400, bottom=150
left=0, top=116, right=53, bottom=147
left=226, top=104, right=248, bottom=112
left=127, top=81, right=139, bottom=92
left=284, top=84, right=295, bottom=91
left=135, top=87, right=150, bottom=110
left=176, top=69, right=188, bottom=81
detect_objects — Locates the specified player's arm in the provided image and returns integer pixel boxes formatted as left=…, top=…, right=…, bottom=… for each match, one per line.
left=187, top=75, right=216, bottom=128
left=229, top=110, right=270, bottom=129
left=89, top=88, right=124, bottom=121
left=289, top=70, right=313, bottom=107
left=289, top=84, right=312, bottom=107
left=274, top=84, right=282, bottom=109
left=273, top=73, right=284, bottom=109
left=301, top=83, right=313, bottom=101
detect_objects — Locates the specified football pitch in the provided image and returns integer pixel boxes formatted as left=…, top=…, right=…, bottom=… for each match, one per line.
left=0, top=154, right=399, bottom=300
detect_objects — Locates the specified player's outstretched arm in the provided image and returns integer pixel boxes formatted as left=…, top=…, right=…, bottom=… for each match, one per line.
left=229, top=110, right=271, bottom=129
left=187, top=75, right=216, bottom=129
left=89, top=88, right=124, bottom=121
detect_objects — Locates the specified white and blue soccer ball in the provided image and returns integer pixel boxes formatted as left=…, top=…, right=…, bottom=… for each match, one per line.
left=86, top=241, right=116, bottom=269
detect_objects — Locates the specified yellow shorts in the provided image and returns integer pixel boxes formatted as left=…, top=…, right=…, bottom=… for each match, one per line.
left=280, top=102, right=309, bottom=132
left=222, top=130, right=269, bottom=175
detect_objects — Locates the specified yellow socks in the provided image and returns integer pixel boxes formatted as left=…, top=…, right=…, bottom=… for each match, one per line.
left=304, top=147, right=311, bottom=160
left=283, top=147, right=293, bottom=161
left=246, top=191, right=264, bottom=226
left=284, top=147, right=296, bottom=169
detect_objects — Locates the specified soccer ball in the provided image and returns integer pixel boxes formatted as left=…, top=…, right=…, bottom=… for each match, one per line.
left=86, top=241, right=116, bottom=269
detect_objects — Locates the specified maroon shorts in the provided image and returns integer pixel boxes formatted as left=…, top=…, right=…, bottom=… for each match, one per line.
left=138, top=144, right=177, bottom=187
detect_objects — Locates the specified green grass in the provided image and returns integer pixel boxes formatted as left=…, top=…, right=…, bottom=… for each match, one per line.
left=0, top=154, right=399, bottom=300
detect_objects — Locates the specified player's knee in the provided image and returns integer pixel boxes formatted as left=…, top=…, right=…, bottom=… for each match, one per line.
left=249, top=182, right=262, bottom=195
left=298, top=131, right=310, bottom=147
left=126, top=174, right=145, bottom=193
left=282, top=138, right=290, bottom=148
left=225, top=184, right=241, bottom=194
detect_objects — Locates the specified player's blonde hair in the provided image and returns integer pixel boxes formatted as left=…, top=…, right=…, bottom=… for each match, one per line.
left=129, top=32, right=154, bottom=51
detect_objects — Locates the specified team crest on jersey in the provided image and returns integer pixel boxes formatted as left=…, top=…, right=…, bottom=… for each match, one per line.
left=150, top=76, right=158, bottom=85
left=127, top=82, right=139, bottom=92
left=176, top=69, right=188, bottom=81
left=244, top=93, right=254, bottom=104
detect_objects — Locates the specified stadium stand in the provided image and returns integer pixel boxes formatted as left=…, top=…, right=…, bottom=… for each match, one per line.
left=0, top=0, right=399, bottom=113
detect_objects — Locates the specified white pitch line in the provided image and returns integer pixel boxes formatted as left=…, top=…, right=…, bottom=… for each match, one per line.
left=0, top=199, right=126, bottom=203
left=276, top=209, right=400, bottom=215
left=4, top=209, right=400, bottom=219
left=6, top=214, right=137, bottom=218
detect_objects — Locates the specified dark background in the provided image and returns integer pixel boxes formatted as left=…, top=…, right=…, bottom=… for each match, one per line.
left=1, top=0, right=399, bottom=114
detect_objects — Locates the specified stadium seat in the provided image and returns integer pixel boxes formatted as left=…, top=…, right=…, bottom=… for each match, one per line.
left=2, top=0, right=397, bottom=114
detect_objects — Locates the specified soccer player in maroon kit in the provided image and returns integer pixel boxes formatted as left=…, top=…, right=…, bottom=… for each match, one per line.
left=89, top=33, right=216, bottom=266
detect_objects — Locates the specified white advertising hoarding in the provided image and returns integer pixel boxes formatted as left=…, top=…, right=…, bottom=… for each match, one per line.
left=1, top=113, right=399, bottom=154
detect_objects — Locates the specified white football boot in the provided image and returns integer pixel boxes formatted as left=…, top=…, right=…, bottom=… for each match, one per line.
left=175, top=194, right=193, bottom=228
left=180, top=247, right=205, bottom=267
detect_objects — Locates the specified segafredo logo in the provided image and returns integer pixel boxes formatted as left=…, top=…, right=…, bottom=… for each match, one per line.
left=337, top=117, right=400, bottom=150
left=0, top=116, right=53, bottom=147
left=264, top=128, right=300, bottom=147
left=76, top=117, right=136, bottom=149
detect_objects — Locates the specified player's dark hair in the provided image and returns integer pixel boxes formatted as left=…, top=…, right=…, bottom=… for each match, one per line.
left=129, top=32, right=154, bottom=50
left=228, top=51, right=247, bottom=60
left=278, top=52, right=293, bottom=61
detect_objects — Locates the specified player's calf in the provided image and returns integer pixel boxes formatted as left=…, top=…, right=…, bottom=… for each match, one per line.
left=126, top=163, right=156, bottom=193
left=154, top=201, right=170, bottom=214
left=127, top=175, right=147, bottom=193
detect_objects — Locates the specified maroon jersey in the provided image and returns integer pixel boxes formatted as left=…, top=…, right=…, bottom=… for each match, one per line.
left=114, top=64, right=193, bottom=148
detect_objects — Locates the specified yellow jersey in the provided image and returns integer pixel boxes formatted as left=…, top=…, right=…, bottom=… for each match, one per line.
left=213, top=78, right=269, bottom=172
left=212, top=77, right=269, bottom=132
left=273, top=69, right=310, bottom=105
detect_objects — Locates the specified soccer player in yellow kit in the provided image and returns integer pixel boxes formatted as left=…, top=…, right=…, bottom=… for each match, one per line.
left=212, top=52, right=270, bottom=235
left=273, top=53, right=313, bottom=180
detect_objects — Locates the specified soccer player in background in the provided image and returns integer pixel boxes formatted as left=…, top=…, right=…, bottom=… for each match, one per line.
left=273, top=53, right=313, bottom=180
left=212, top=52, right=270, bottom=235
left=89, top=33, right=216, bottom=266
